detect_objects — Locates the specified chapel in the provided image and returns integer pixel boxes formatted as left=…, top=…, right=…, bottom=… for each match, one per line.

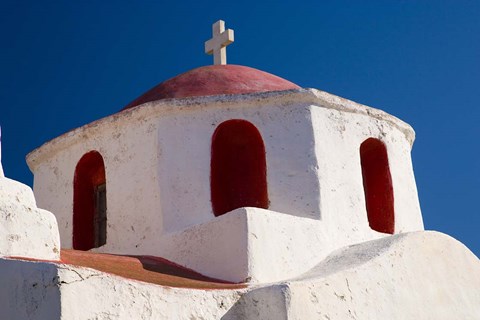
left=25, top=20, right=424, bottom=283
left=0, top=21, right=478, bottom=319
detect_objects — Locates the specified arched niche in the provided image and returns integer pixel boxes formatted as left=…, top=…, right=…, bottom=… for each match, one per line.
left=73, top=150, right=107, bottom=250
left=360, top=138, right=395, bottom=234
left=211, top=119, right=269, bottom=216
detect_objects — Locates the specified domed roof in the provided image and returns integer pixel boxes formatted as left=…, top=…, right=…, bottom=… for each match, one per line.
left=123, top=65, right=300, bottom=110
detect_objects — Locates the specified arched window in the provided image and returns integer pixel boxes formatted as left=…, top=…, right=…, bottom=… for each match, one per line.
left=211, top=119, right=269, bottom=216
left=360, top=138, right=394, bottom=234
left=73, top=151, right=107, bottom=250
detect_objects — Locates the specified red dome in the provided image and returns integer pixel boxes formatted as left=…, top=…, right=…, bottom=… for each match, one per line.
left=123, top=65, right=300, bottom=110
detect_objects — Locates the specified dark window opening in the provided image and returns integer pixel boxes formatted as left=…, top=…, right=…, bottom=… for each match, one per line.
left=94, top=183, right=107, bottom=248
left=73, top=151, right=107, bottom=250
left=211, top=119, right=269, bottom=216
left=360, top=138, right=395, bottom=234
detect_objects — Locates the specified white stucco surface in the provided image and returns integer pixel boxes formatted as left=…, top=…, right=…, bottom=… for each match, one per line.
left=27, top=112, right=161, bottom=251
left=224, top=231, right=480, bottom=319
left=158, top=206, right=417, bottom=284
left=0, top=231, right=478, bottom=320
left=56, top=266, right=244, bottom=320
left=0, top=257, right=246, bottom=320
left=0, top=258, right=61, bottom=319
left=289, top=231, right=480, bottom=319
left=25, top=88, right=425, bottom=282
left=159, top=207, right=324, bottom=283
left=0, top=176, right=60, bottom=260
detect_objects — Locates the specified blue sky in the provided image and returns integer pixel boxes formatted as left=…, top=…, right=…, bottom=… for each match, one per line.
left=0, top=1, right=479, bottom=257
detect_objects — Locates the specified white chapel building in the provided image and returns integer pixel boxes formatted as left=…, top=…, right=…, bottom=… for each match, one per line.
left=0, top=21, right=479, bottom=319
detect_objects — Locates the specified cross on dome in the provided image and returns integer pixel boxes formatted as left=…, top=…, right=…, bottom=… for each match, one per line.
left=204, top=20, right=234, bottom=65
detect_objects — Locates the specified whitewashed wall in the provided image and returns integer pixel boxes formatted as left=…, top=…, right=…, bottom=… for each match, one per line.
left=29, top=112, right=162, bottom=253
left=1, top=231, right=478, bottom=319
left=0, top=176, right=60, bottom=260
left=27, top=89, right=424, bottom=282
left=310, top=103, right=423, bottom=253
left=157, top=101, right=320, bottom=233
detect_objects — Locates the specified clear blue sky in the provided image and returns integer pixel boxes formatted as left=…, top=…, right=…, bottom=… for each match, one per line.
left=0, top=1, right=479, bottom=257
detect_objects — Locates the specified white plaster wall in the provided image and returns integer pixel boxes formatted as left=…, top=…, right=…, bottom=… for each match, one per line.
left=27, top=89, right=421, bottom=270
left=1, top=231, right=477, bottom=320
left=98, top=117, right=161, bottom=254
left=157, top=101, right=320, bottom=234
left=310, top=104, right=423, bottom=249
left=30, top=112, right=162, bottom=254
left=285, top=231, right=480, bottom=319
left=0, top=259, right=61, bottom=320
left=160, top=207, right=327, bottom=284
left=160, top=207, right=250, bottom=283
left=57, top=265, right=246, bottom=320
left=227, top=231, right=480, bottom=319
left=386, top=129, right=424, bottom=232
left=0, top=177, right=60, bottom=260
left=159, top=205, right=390, bottom=285
left=222, top=285, right=290, bottom=320
left=0, top=257, right=247, bottom=320
left=246, top=208, right=324, bottom=283
left=29, top=94, right=321, bottom=255
left=32, top=153, right=76, bottom=248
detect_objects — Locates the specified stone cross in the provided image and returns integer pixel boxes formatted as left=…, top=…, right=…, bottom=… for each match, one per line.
left=205, top=20, right=234, bottom=65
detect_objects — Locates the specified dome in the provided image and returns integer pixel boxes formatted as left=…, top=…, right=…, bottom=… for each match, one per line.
left=123, top=65, right=300, bottom=110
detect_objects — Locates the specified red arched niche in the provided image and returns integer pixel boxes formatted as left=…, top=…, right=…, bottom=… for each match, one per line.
left=211, top=119, right=269, bottom=216
left=360, top=138, right=395, bottom=234
left=73, top=151, right=107, bottom=250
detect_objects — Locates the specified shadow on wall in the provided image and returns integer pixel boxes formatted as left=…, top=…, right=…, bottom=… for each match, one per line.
left=221, top=285, right=289, bottom=320
left=0, top=259, right=61, bottom=320
left=60, top=249, right=245, bottom=290
left=134, top=255, right=235, bottom=284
